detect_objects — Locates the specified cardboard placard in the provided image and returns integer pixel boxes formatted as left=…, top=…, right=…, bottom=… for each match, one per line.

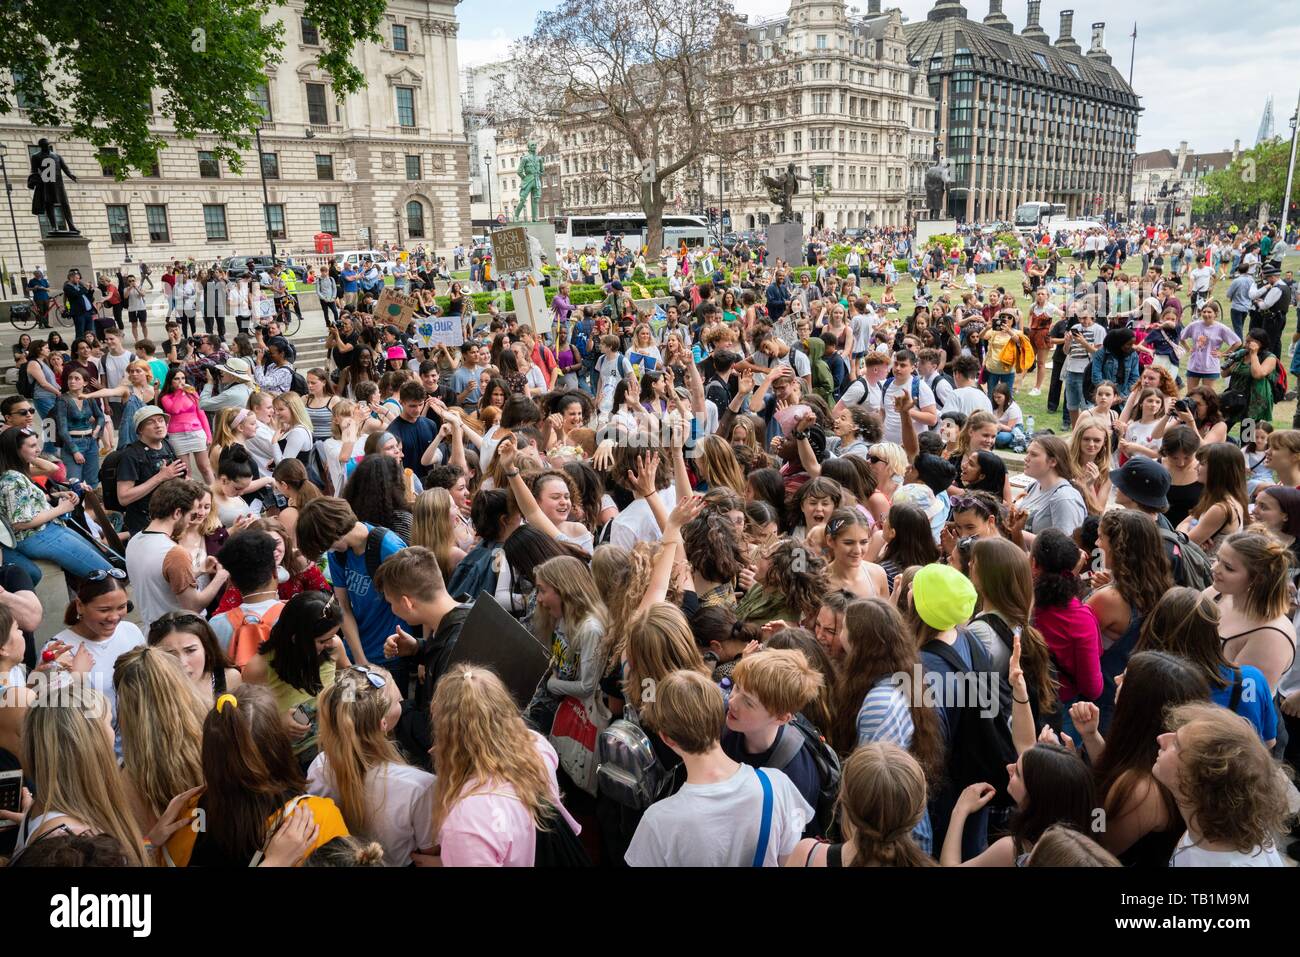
left=413, top=315, right=464, bottom=349
left=375, top=289, right=419, bottom=327
left=491, top=226, right=532, bottom=276
left=514, top=283, right=551, bottom=334
left=444, top=590, right=552, bottom=711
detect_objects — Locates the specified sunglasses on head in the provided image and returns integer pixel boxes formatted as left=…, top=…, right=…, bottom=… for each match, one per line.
left=86, top=568, right=127, bottom=583
left=350, top=665, right=387, bottom=690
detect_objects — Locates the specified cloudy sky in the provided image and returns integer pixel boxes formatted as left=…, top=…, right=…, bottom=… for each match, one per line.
left=457, top=0, right=1297, bottom=155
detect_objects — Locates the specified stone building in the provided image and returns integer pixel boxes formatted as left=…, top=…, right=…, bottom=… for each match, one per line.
left=1132, top=140, right=1239, bottom=227
left=904, top=0, right=1140, bottom=223
left=0, top=0, right=470, bottom=274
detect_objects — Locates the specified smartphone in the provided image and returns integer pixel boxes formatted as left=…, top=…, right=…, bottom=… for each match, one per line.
left=291, top=703, right=313, bottom=727
left=0, top=770, right=22, bottom=830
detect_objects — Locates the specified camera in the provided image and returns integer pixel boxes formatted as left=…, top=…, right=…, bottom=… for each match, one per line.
left=1173, top=399, right=1190, bottom=414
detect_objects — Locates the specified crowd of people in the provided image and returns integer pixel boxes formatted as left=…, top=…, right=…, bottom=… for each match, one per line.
left=0, top=216, right=1296, bottom=870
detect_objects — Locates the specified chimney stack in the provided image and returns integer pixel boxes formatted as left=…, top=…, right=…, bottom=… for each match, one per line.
left=984, top=0, right=1014, bottom=33
left=1233, top=139, right=1241, bottom=160
left=1022, top=1, right=1050, bottom=44
left=1086, top=22, right=1112, bottom=63
left=1055, top=9, right=1082, bottom=53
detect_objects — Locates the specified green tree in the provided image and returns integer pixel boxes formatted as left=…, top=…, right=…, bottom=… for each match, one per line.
left=1199, top=139, right=1291, bottom=216
left=0, top=0, right=387, bottom=176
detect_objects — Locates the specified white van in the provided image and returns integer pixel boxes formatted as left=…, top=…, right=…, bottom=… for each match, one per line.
left=333, top=250, right=393, bottom=272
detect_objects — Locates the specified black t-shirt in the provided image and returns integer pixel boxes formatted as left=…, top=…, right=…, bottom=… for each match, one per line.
left=0, top=564, right=36, bottom=671
left=418, top=604, right=472, bottom=711
left=116, top=439, right=179, bottom=534
left=720, top=725, right=821, bottom=817
left=331, top=331, right=359, bottom=369
left=1049, top=317, right=1071, bottom=363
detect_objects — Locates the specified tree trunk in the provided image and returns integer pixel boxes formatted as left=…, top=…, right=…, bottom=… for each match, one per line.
left=643, top=181, right=666, bottom=260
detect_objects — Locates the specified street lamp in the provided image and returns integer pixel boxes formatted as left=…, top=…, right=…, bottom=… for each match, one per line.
left=253, top=125, right=277, bottom=259
left=483, top=153, right=494, bottom=223
left=0, top=144, right=25, bottom=294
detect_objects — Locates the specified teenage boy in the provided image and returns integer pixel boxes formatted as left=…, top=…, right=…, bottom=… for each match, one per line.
left=1063, top=307, right=1106, bottom=425
left=100, top=329, right=133, bottom=428
left=594, top=334, right=631, bottom=412
left=125, top=478, right=229, bottom=629
left=374, top=546, right=472, bottom=767
left=449, top=341, right=485, bottom=411
left=625, top=669, right=812, bottom=867
left=388, top=381, right=438, bottom=475
left=207, top=529, right=286, bottom=667
left=720, top=650, right=825, bottom=817
left=947, top=354, right=993, bottom=417
left=820, top=333, right=849, bottom=399
left=879, top=350, right=938, bottom=445
left=916, top=347, right=955, bottom=416
left=295, top=497, right=412, bottom=687
left=834, top=350, right=889, bottom=418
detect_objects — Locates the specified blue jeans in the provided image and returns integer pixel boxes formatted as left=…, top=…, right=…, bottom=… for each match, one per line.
left=0, top=547, right=43, bottom=586
left=996, top=427, right=1026, bottom=449
left=985, top=371, right=1016, bottom=395
left=34, top=395, right=57, bottom=455
left=72, top=312, right=94, bottom=341
left=1064, top=370, right=1088, bottom=412
left=13, top=522, right=113, bottom=580
left=1230, top=309, right=1247, bottom=340
left=61, top=435, right=100, bottom=488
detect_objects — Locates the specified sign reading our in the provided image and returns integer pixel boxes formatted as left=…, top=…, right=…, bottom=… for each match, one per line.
left=376, top=289, right=420, bottom=327
left=491, top=226, right=532, bottom=275
left=414, top=315, right=464, bottom=349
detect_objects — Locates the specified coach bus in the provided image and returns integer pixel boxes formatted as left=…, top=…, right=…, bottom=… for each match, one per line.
left=1013, top=201, right=1069, bottom=235
left=555, top=213, right=709, bottom=251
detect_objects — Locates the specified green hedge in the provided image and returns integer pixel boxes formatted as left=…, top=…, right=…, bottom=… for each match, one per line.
left=433, top=279, right=677, bottom=314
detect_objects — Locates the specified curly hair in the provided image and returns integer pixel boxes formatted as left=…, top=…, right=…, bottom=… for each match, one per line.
left=761, top=538, right=829, bottom=622
left=1098, top=510, right=1172, bottom=615
left=1031, top=528, right=1084, bottom=610
left=682, top=510, right=745, bottom=585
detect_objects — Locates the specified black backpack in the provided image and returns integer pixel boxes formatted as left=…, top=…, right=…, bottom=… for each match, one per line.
left=99, top=450, right=123, bottom=511
left=363, top=525, right=394, bottom=578
left=1157, top=527, right=1213, bottom=590
left=16, top=364, right=34, bottom=399
left=762, top=712, right=842, bottom=838
left=288, top=366, right=308, bottom=396
left=922, top=631, right=1017, bottom=800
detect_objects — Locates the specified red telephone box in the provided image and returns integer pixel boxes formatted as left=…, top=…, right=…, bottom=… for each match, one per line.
left=314, top=233, right=335, bottom=254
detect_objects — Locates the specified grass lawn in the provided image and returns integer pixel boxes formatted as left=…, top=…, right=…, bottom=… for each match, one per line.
left=870, top=251, right=1300, bottom=435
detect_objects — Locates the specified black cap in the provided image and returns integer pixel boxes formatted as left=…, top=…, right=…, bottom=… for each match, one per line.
left=1110, top=457, right=1170, bottom=511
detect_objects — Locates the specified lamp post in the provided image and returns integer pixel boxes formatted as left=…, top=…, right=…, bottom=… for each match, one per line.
left=253, top=125, right=277, bottom=258
left=1282, top=92, right=1299, bottom=238
left=483, top=153, right=494, bottom=223
left=0, top=143, right=26, bottom=291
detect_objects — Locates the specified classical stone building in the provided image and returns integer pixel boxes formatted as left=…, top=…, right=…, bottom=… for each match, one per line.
left=0, top=1, right=470, bottom=275
left=1132, top=140, right=1239, bottom=228
left=904, top=0, right=1140, bottom=223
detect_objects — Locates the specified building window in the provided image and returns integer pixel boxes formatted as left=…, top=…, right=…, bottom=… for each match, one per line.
left=11, top=69, right=39, bottom=110
left=405, top=154, right=421, bottom=180
left=816, top=34, right=827, bottom=49
left=301, top=18, right=319, bottom=46
left=261, top=152, right=280, bottom=179
left=203, top=205, right=228, bottom=241
left=96, top=148, right=121, bottom=177
left=145, top=204, right=169, bottom=242
left=253, top=82, right=272, bottom=120
left=306, top=83, right=329, bottom=126
left=395, top=87, right=416, bottom=127
left=406, top=200, right=425, bottom=238
left=319, top=204, right=340, bottom=236
left=392, top=24, right=408, bottom=52
left=315, top=154, right=334, bottom=180
left=264, top=203, right=286, bottom=240
left=106, top=205, right=131, bottom=243
left=198, top=150, right=220, bottom=178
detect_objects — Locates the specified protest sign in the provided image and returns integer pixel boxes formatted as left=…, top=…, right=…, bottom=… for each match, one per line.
left=491, top=226, right=532, bottom=275
left=514, top=283, right=551, bottom=333
left=376, top=289, right=419, bottom=327
left=413, top=315, right=464, bottom=349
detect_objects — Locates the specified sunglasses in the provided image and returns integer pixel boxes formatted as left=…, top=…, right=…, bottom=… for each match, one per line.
left=86, top=568, right=127, bottom=583
left=7, top=407, right=34, bottom=416
left=350, top=665, right=387, bottom=690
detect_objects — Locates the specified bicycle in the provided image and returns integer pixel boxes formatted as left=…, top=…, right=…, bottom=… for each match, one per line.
left=10, top=295, right=70, bottom=332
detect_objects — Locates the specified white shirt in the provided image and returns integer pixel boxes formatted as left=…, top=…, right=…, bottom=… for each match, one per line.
left=625, top=763, right=812, bottom=867
left=42, top=622, right=146, bottom=716
left=839, top=376, right=884, bottom=416
left=946, top=384, right=994, bottom=417
left=1190, top=265, right=1213, bottom=292
left=1169, top=832, right=1284, bottom=868
left=307, top=756, right=436, bottom=867
left=881, top=375, right=936, bottom=445
left=609, top=484, right=677, bottom=551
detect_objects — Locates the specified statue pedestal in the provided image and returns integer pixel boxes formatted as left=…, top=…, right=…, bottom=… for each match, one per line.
left=766, top=222, right=804, bottom=269
left=40, top=234, right=96, bottom=291
left=503, top=221, right=557, bottom=274
left=915, top=219, right=958, bottom=246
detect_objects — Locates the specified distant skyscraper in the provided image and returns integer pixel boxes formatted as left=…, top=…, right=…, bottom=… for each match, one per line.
left=1257, top=96, right=1275, bottom=145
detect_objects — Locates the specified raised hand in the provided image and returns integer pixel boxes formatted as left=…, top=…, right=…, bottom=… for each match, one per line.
left=383, top=626, right=420, bottom=659
left=1069, top=701, right=1101, bottom=738
left=626, top=450, right=661, bottom=499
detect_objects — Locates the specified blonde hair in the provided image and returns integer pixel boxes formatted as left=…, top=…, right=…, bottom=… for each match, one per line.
left=1070, top=413, right=1112, bottom=484
left=330, top=400, right=357, bottom=440
left=410, top=488, right=458, bottom=581
left=1024, top=826, right=1121, bottom=866
left=731, top=648, right=823, bottom=717
left=1221, top=531, right=1292, bottom=621
left=592, top=544, right=654, bottom=669
left=317, top=665, right=406, bottom=837
left=273, top=391, right=313, bottom=432
left=624, top=602, right=709, bottom=725
left=113, top=647, right=207, bottom=822
left=867, top=441, right=908, bottom=479
left=21, top=683, right=148, bottom=866
left=695, top=434, right=747, bottom=496
left=428, top=666, right=555, bottom=835
left=531, top=555, right=608, bottom=649
left=648, top=669, right=726, bottom=754
left=209, top=407, right=242, bottom=451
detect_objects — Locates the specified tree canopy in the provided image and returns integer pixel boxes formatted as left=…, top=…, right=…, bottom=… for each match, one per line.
left=0, top=0, right=388, bottom=176
left=1197, top=138, right=1293, bottom=217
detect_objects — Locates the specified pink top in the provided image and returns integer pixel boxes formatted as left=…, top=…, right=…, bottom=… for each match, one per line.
left=160, top=389, right=211, bottom=441
left=438, top=732, right=580, bottom=867
left=1033, top=598, right=1104, bottom=703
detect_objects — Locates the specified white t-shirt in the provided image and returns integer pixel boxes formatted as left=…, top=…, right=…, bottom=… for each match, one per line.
left=946, top=385, right=993, bottom=417
left=609, top=485, right=677, bottom=551
left=307, top=756, right=436, bottom=867
left=42, top=622, right=146, bottom=715
left=839, top=376, right=884, bottom=416
left=625, top=763, right=812, bottom=867
left=1169, top=832, right=1284, bottom=868
left=881, top=375, right=936, bottom=445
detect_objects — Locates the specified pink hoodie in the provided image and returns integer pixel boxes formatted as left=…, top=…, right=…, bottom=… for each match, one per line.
left=160, top=389, right=211, bottom=442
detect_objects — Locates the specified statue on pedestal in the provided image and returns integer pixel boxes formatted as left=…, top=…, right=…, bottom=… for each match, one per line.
left=513, top=142, right=543, bottom=222
left=761, top=163, right=811, bottom=224
left=26, top=138, right=79, bottom=234
left=923, top=147, right=952, bottom=219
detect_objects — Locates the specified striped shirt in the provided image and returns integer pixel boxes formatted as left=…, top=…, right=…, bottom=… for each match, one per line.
left=856, top=677, right=933, bottom=854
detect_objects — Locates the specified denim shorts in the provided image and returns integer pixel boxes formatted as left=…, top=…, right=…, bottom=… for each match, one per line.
left=1065, top=370, right=1087, bottom=410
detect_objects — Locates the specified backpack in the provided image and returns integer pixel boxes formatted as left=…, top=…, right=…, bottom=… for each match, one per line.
left=596, top=714, right=682, bottom=810
left=364, top=525, right=394, bottom=578
left=925, top=371, right=955, bottom=409
left=288, top=366, right=308, bottom=396
left=446, top=543, right=501, bottom=603
left=879, top=373, right=921, bottom=406
left=998, top=332, right=1036, bottom=373
left=16, top=364, right=34, bottom=399
left=1272, top=364, right=1288, bottom=404
left=922, top=632, right=1017, bottom=800
left=219, top=601, right=285, bottom=668
left=762, top=712, right=842, bottom=838
left=99, top=450, right=123, bottom=511
left=1157, top=526, right=1214, bottom=590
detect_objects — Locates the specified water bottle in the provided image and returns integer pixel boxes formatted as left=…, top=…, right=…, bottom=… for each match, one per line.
left=1026, top=415, right=1036, bottom=437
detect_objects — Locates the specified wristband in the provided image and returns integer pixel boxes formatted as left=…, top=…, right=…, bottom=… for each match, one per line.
left=1012, top=694, right=1030, bottom=704
left=505, top=469, right=521, bottom=479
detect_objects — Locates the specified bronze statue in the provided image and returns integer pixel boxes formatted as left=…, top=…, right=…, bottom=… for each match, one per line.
left=761, top=163, right=811, bottom=224
left=923, top=147, right=952, bottom=219
left=26, top=138, right=79, bottom=234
